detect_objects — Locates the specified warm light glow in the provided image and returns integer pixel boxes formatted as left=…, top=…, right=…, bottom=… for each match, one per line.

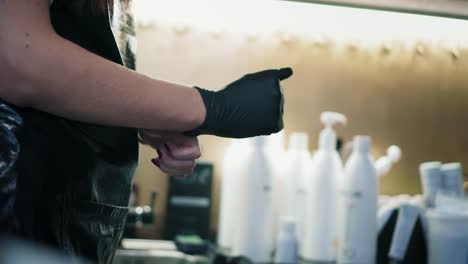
left=133, top=0, right=468, bottom=48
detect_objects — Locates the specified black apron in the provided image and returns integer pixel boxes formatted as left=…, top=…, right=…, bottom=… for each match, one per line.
left=5, top=1, right=139, bottom=263
left=0, top=103, right=23, bottom=225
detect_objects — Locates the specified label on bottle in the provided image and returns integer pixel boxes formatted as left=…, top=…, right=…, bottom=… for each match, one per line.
left=337, top=189, right=377, bottom=264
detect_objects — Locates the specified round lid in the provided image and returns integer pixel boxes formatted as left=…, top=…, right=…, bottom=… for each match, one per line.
left=419, top=161, right=442, bottom=173
left=441, top=163, right=462, bottom=173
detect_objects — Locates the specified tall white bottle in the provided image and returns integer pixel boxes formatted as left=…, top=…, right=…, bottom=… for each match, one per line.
left=232, top=136, right=273, bottom=262
left=337, top=136, right=378, bottom=264
left=283, top=132, right=311, bottom=249
left=268, top=131, right=287, bottom=252
left=217, top=139, right=250, bottom=252
left=302, top=112, right=346, bottom=263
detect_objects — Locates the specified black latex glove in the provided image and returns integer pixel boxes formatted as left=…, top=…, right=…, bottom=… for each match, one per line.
left=185, top=67, right=293, bottom=138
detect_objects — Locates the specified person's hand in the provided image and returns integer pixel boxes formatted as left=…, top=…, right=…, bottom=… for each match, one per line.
left=185, top=67, right=293, bottom=138
left=139, top=129, right=201, bottom=177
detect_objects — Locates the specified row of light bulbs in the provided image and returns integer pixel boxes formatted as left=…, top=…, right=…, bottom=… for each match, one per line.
left=139, top=21, right=464, bottom=60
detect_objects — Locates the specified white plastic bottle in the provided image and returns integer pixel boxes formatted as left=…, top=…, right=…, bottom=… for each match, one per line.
left=268, top=131, right=287, bottom=253
left=337, top=136, right=378, bottom=264
left=419, top=162, right=443, bottom=208
left=275, top=217, right=298, bottom=264
left=283, top=132, right=311, bottom=249
left=232, top=136, right=273, bottom=262
left=440, top=163, right=464, bottom=198
left=217, top=139, right=250, bottom=252
left=302, top=112, right=346, bottom=263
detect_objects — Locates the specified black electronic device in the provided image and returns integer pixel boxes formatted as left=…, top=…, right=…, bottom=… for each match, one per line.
left=164, top=162, right=214, bottom=241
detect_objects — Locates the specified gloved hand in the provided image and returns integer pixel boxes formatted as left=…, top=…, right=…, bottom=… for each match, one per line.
left=185, top=67, right=293, bottom=138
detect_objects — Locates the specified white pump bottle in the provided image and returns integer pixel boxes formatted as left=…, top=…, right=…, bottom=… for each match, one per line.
left=302, top=112, right=347, bottom=263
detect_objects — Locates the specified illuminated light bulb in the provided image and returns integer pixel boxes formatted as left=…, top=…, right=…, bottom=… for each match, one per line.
left=348, top=40, right=360, bottom=52
left=135, top=14, right=154, bottom=28
left=315, top=34, right=325, bottom=46
left=173, top=24, right=190, bottom=35
left=312, top=34, right=328, bottom=48
left=381, top=42, right=392, bottom=55
left=415, top=44, right=425, bottom=56
left=133, top=0, right=468, bottom=49
left=277, top=32, right=295, bottom=45
left=449, top=47, right=460, bottom=60
left=209, top=28, right=224, bottom=38
left=247, top=33, right=259, bottom=42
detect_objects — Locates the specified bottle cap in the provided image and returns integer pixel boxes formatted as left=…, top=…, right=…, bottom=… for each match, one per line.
left=267, top=130, right=285, bottom=150
left=288, top=133, right=308, bottom=151
left=441, top=163, right=462, bottom=174
left=319, top=112, right=347, bottom=150
left=353, top=136, right=371, bottom=154
left=249, top=136, right=266, bottom=148
left=441, top=163, right=464, bottom=196
left=420, top=161, right=442, bottom=173
left=419, top=161, right=443, bottom=208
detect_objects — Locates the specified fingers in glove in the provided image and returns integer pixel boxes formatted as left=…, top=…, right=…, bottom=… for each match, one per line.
left=276, top=67, right=293, bottom=80
left=246, top=67, right=293, bottom=81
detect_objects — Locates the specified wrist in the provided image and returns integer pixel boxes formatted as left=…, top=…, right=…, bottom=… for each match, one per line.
left=189, top=87, right=207, bottom=130
left=184, top=87, right=218, bottom=136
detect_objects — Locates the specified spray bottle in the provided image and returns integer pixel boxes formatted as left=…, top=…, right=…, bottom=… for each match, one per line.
left=375, top=145, right=402, bottom=177
left=302, top=112, right=347, bottom=263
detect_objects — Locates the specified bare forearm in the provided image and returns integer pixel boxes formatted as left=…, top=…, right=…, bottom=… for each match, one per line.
left=0, top=0, right=204, bottom=131
left=5, top=32, right=205, bottom=131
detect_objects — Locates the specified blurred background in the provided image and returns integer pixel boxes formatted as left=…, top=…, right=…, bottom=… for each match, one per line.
left=128, top=0, right=468, bottom=241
